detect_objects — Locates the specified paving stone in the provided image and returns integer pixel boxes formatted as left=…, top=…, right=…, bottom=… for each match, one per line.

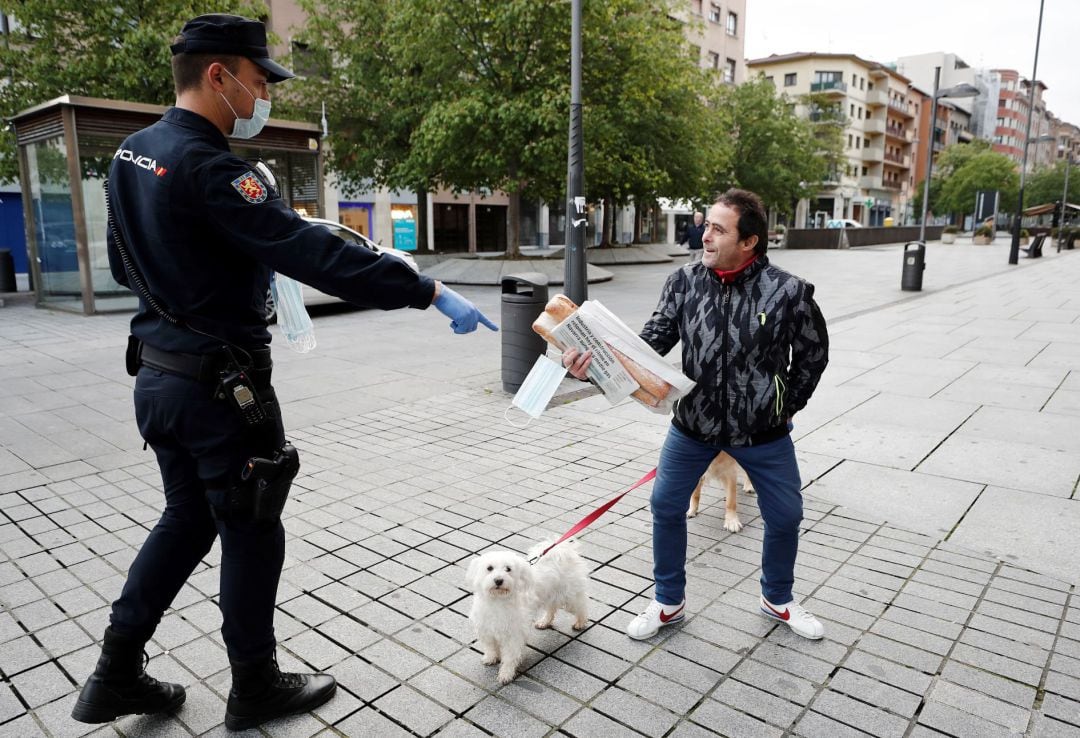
left=561, top=707, right=640, bottom=737
left=283, top=628, right=351, bottom=671
left=465, top=695, right=549, bottom=738
left=688, top=696, right=785, bottom=738
left=731, top=658, right=816, bottom=704
left=931, top=680, right=1031, bottom=732
left=640, top=648, right=723, bottom=692
left=856, top=632, right=944, bottom=673
left=843, top=650, right=934, bottom=695
left=751, top=642, right=833, bottom=684
left=940, top=660, right=1036, bottom=708
left=525, top=656, right=606, bottom=702
left=879, top=606, right=963, bottom=640
left=713, top=677, right=802, bottom=729
left=1047, top=672, right=1080, bottom=703
left=960, top=624, right=1051, bottom=667
left=9, top=660, right=74, bottom=709
left=828, top=668, right=922, bottom=717
left=810, top=688, right=910, bottom=736
left=951, top=643, right=1045, bottom=686
left=328, top=656, right=398, bottom=703
left=592, top=685, right=679, bottom=736
left=1042, top=694, right=1080, bottom=727
left=918, top=701, right=1021, bottom=738
left=870, top=618, right=953, bottom=656
left=1028, top=713, right=1080, bottom=737
left=554, top=640, right=632, bottom=682
left=335, top=705, right=414, bottom=737
left=374, top=684, right=455, bottom=735
left=795, top=709, right=873, bottom=738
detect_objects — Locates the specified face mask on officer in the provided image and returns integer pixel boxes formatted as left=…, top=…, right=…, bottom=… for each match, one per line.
left=219, top=66, right=271, bottom=139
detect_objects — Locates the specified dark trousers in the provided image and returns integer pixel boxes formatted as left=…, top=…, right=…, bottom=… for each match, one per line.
left=109, top=368, right=286, bottom=663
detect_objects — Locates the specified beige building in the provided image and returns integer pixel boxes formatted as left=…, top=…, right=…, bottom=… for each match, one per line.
left=747, top=53, right=916, bottom=227
left=675, top=0, right=747, bottom=84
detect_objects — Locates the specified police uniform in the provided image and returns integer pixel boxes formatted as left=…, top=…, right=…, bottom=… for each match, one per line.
left=104, top=24, right=434, bottom=666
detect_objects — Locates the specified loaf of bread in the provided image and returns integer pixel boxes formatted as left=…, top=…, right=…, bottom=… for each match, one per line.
left=532, top=294, right=675, bottom=407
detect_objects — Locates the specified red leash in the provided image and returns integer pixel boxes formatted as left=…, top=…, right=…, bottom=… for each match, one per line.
left=536, top=467, right=657, bottom=560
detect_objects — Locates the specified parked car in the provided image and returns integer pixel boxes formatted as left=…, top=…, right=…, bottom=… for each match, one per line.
left=825, top=218, right=862, bottom=229
left=266, top=217, right=420, bottom=316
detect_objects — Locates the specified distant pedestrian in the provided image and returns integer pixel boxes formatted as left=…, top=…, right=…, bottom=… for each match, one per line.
left=564, top=188, right=829, bottom=642
left=679, top=211, right=706, bottom=262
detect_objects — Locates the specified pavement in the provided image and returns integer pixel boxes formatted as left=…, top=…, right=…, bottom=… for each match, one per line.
left=0, top=236, right=1079, bottom=737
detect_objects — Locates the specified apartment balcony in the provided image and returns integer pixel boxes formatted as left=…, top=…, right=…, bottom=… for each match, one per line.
left=865, top=89, right=888, bottom=107
left=882, top=152, right=911, bottom=168
left=888, top=98, right=913, bottom=118
left=859, top=175, right=879, bottom=189
left=810, top=80, right=848, bottom=95
left=808, top=111, right=846, bottom=126
left=885, top=126, right=908, bottom=142
left=882, top=180, right=903, bottom=190
left=861, top=145, right=885, bottom=162
left=864, top=118, right=886, bottom=135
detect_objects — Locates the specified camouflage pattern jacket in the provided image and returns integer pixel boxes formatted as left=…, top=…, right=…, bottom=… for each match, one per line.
left=640, top=256, right=829, bottom=447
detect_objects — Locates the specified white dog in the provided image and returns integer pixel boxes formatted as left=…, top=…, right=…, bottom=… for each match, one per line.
left=527, top=539, right=590, bottom=631
left=465, top=551, right=534, bottom=684
left=465, top=542, right=590, bottom=684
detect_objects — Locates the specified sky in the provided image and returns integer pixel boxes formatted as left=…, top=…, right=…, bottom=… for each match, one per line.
left=744, top=0, right=1080, bottom=128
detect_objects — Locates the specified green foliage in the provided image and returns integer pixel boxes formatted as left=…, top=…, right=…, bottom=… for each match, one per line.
left=943, top=225, right=959, bottom=234
left=708, top=76, right=840, bottom=215
left=1024, top=160, right=1080, bottom=207
left=916, top=140, right=1018, bottom=218
left=975, top=224, right=993, bottom=237
left=0, top=0, right=267, bottom=182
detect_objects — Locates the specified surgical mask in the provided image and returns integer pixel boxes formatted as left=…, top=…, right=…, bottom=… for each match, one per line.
left=270, top=273, right=316, bottom=353
left=220, top=67, right=271, bottom=139
left=505, top=354, right=567, bottom=427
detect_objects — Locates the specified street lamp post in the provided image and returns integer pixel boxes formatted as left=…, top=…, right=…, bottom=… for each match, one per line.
left=1061, top=150, right=1074, bottom=245
left=564, top=0, right=587, bottom=305
left=917, top=68, right=979, bottom=244
left=1009, top=0, right=1046, bottom=265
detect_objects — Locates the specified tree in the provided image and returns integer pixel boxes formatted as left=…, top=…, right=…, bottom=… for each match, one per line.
left=0, top=1, right=266, bottom=182
left=1025, top=160, right=1080, bottom=208
left=707, top=76, right=841, bottom=216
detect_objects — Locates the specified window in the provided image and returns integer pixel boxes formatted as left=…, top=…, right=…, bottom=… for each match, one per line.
left=862, top=166, right=868, bottom=176
left=691, top=0, right=703, bottom=14
left=709, top=3, right=721, bottom=22
left=784, top=72, right=796, bottom=86
left=706, top=51, right=720, bottom=70
left=856, top=137, right=861, bottom=149
left=858, top=106, right=863, bottom=119
left=852, top=73, right=857, bottom=87
left=850, top=103, right=855, bottom=116
left=863, top=137, right=869, bottom=147
left=765, top=75, right=774, bottom=86
left=726, top=11, right=737, bottom=36
left=860, top=77, right=865, bottom=90
left=290, top=40, right=323, bottom=79
left=724, top=58, right=736, bottom=84
left=847, top=134, right=853, bottom=148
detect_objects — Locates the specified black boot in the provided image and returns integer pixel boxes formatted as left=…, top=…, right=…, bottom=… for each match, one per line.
left=71, top=627, right=186, bottom=723
left=224, top=653, right=336, bottom=731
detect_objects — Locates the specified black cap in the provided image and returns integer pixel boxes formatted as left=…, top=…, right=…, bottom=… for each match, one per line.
left=170, top=14, right=294, bottom=83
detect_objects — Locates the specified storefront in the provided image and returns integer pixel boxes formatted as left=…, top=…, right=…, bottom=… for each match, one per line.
left=11, top=95, right=322, bottom=314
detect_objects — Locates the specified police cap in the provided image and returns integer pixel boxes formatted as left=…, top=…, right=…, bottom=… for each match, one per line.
left=170, top=14, right=294, bottom=83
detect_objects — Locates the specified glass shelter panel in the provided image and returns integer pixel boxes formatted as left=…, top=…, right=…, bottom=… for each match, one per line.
left=79, top=132, right=136, bottom=311
left=25, top=136, right=79, bottom=307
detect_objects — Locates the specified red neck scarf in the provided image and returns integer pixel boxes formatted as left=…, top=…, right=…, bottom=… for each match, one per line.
left=712, top=254, right=759, bottom=284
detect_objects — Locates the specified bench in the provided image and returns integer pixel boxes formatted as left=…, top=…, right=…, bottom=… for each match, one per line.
left=1021, top=233, right=1045, bottom=258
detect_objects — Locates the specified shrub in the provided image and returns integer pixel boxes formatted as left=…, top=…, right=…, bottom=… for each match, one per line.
left=1020, top=228, right=1030, bottom=238
left=775, top=224, right=786, bottom=233
left=943, top=225, right=959, bottom=234
left=974, top=224, right=994, bottom=237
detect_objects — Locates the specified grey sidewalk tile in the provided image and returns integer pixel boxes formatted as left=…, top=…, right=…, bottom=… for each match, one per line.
left=664, top=634, right=742, bottom=675
left=961, top=621, right=1053, bottom=664
left=431, top=718, right=490, bottom=737
left=940, top=661, right=1037, bottom=708
left=902, top=580, right=979, bottom=611
left=813, top=586, right=888, bottom=618
left=554, top=640, right=632, bottom=682
left=283, top=628, right=352, bottom=671
left=1047, top=672, right=1080, bottom=702
left=639, top=648, right=723, bottom=692
left=856, top=632, right=944, bottom=673
left=823, top=573, right=898, bottom=605
left=731, top=657, right=817, bottom=704
left=828, top=668, right=921, bottom=717
left=409, top=664, right=489, bottom=713
left=498, top=676, right=582, bottom=725
left=688, top=697, right=785, bottom=737
left=891, top=591, right=971, bottom=624
left=950, top=643, right=1045, bottom=686
left=795, top=710, right=872, bottom=738
left=0, top=635, right=50, bottom=675
left=978, top=599, right=1062, bottom=633
left=524, top=656, right=606, bottom=702
left=918, top=701, right=1020, bottom=738
left=751, top=642, right=833, bottom=684
left=715, top=677, right=803, bottom=728
left=1052, top=652, right=1080, bottom=679
left=9, top=660, right=73, bottom=709
left=464, top=695, right=549, bottom=738
left=360, top=638, right=431, bottom=681
left=810, top=688, right=910, bottom=736
left=561, top=707, right=642, bottom=737
left=880, top=604, right=964, bottom=640
left=335, top=706, right=414, bottom=737
left=1041, top=694, right=1080, bottom=727
left=591, top=686, right=680, bottom=736
left=931, top=680, right=1031, bottom=732
left=617, top=665, right=703, bottom=713
left=870, top=619, right=953, bottom=656
left=329, top=655, right=398, bottom=703
left=843, top=650, right=933, bottom=695
left=1028, top=713, right=1080, bottom=737
left=375, top=684, right=456, bottom=735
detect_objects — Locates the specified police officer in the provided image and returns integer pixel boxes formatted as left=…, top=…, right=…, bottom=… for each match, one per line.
left=70, top=14, right=496, bottom=731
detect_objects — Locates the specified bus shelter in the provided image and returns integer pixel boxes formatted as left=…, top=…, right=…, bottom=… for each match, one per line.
left=11, top=95, right=322, bottom=314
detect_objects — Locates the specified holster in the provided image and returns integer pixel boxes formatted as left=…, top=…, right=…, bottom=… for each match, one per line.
left=208, top=443, right=299, bottom=523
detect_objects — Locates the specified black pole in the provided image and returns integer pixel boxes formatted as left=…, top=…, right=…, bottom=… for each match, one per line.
left=1009, top=0, right=1046, bottom=265
left=918, top=67, right=941, bottom=245
left=564, top=0, right=587, bottom=304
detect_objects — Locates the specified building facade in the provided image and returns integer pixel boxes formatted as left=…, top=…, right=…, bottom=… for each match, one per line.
left=991, top=70, right=1052, bottom=173
left=747, top=53, right=915, bottom=227
left=678, top=0, right=747, bottom=85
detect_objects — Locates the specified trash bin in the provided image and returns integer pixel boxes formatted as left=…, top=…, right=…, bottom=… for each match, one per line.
left=883, top=217, right=894, bottom=227
left=901, top=242, right=925, bottom=292
left=501, top=272, right=550, bottom=392
left=0, top=249, right=16, bottom=293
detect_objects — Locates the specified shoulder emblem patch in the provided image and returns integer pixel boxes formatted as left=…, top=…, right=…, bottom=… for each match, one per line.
left=231, top=171, right=267, bottom=204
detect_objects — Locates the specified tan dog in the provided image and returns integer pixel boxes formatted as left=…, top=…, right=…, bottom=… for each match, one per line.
left=687, top=452, right=755, bottom=532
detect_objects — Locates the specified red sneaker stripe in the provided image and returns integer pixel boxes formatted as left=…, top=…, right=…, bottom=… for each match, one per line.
left=659, top=604, right=685, bottom=623
left=762, top=601, right=790, bottom=621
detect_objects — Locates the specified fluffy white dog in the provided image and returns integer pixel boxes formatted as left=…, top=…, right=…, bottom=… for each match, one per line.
left=465, top=550, right=534, bottom=684
left=528, top=539, right=590, bottom=631
left=465, top=541, right=590, bottom=684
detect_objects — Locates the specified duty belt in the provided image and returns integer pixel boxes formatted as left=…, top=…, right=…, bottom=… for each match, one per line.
left=134, top=341, right=272, bottom=386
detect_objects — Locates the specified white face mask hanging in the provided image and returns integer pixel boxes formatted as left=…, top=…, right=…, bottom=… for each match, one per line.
left=504, top=354, right=568, bottom=427
left=220, top=67, right=271, bottom=139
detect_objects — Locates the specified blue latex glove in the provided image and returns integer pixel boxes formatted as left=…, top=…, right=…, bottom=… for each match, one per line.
left=433, top=285, right=498, bottom=334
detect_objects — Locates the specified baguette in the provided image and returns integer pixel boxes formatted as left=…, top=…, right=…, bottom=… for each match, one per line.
left=531, top=294, right=580, bottom=349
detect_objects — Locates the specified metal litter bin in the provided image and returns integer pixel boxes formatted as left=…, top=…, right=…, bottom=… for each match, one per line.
left=501, top=272, right=549, bottom=392
left=901, top=242, right=925, bottom=292
left=0, top=250, right=15, bottom=293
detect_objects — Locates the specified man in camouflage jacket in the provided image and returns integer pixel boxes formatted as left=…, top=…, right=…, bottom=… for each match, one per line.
left=565, top=189, right=829, bottom=642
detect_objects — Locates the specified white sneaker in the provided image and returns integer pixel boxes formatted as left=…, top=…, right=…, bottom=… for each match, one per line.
left=626, top=599, right=686, bottom=640
left=760, top=596, right=824, bottom=640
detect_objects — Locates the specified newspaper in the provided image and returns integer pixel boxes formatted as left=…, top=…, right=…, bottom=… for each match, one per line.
left=550, top=312, right=640, bottom=402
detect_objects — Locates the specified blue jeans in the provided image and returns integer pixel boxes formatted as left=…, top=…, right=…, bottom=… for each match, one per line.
left=651, top=424, right=803, bottom=606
